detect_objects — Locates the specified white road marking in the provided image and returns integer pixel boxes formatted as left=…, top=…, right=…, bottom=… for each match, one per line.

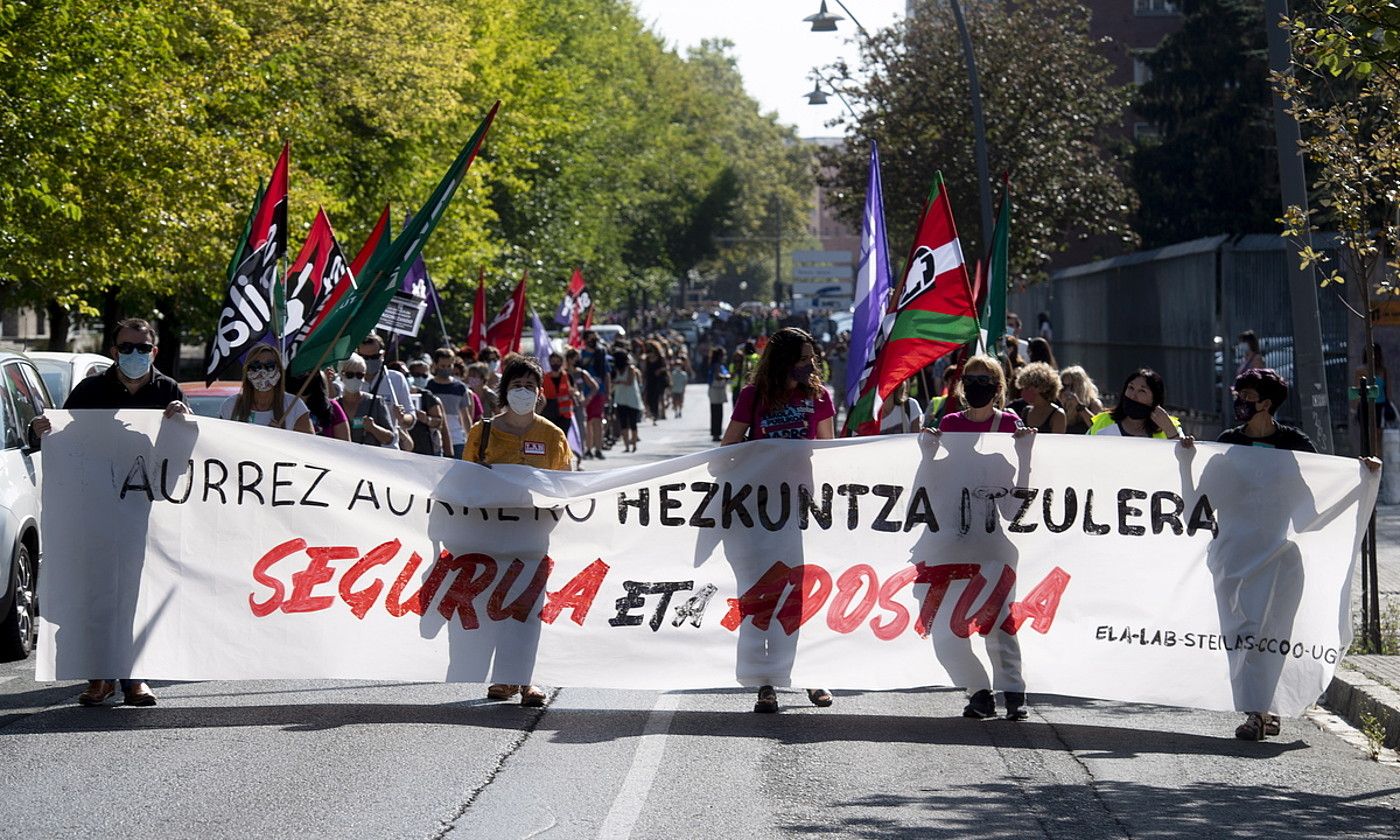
left=596, top=692, right=682, bottom=839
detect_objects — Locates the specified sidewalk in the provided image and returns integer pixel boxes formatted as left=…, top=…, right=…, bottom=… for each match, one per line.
left=1327, top=505, right=1400, bottom=747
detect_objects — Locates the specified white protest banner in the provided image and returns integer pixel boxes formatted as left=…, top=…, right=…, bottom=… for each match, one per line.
left=37, top=411, right=1378, bottom=716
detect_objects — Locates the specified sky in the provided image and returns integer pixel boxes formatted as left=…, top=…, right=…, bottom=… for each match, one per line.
left=629, top=0, right=908, bottom=139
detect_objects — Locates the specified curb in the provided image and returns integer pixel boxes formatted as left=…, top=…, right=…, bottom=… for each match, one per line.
left=1324, top=665, right=1400, bottom=749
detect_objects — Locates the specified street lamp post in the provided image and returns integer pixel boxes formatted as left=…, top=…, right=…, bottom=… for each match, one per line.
left=806, top=0, right=994, bottom=250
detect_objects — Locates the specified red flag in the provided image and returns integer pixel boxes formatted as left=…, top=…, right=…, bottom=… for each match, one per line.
left=567, top=267, right=586, bottom=346
left=583, top=303, right=594, bottom=332
left=307, top=204, right=388, bottom=340
left=485, top=272, right=528, bottom=356
left=284, top=208, right=352, bottom=358
left=250, top=143, right=289, bottom=252
left=467, top=268, right=488, bottom=353
left=350, top=204, right=391, bottom=278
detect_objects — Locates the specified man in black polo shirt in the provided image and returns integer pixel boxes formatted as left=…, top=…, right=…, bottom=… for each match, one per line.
left=32, top=317, right=189, bottom=707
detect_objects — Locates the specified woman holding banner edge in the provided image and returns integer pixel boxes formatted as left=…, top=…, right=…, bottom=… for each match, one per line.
left=720, top=327, right=835, bottom=713
left=924, top=353, right=1036, bottom=719
left=463, top=353, right=571, bottom=708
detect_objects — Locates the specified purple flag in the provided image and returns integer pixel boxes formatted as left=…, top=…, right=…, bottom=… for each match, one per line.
left=531, top=308, right=553, bottom=369
left=845, top=140, right=893, bottom=409
left=400, top=215, right=438, bottom=316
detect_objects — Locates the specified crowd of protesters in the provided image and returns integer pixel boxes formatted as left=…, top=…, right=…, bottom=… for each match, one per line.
left=28, top=306, right=1379, bottom=732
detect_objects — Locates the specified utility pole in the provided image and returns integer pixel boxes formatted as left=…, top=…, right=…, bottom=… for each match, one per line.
left=1265, top=0, right=1334, bottom=453
left=773, top=195, right=783, bottom=306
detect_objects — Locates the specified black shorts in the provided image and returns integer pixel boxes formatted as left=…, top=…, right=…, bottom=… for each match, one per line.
left=617, top=405, right=641, bottom=431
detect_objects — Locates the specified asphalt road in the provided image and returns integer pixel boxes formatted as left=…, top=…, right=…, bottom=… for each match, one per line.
left=3, top=386, right=1398, bottom=838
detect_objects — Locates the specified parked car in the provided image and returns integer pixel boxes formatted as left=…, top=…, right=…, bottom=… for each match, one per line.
left=180, top=381, right=242, bottom=418
left=0, top=351, right=54, bottom=660
left=28, top=351, right=112, bottom=401
left=590, top=324, right=627, bottom=348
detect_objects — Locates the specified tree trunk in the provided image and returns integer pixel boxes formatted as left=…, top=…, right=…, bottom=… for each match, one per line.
left=155, top=295, right=181, bottom=378
left=100, top=285, right=121, bottom=351
left=45, top=299, right=70, bottom=351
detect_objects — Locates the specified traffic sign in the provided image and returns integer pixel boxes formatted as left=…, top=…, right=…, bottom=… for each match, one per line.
left=792, top=249, right=852, bottom=263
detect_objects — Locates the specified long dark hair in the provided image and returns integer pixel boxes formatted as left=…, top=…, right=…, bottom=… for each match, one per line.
left=288, top=371, right=334, bottom=431
left=1028, top=337, right=1057, bottom=368
left=1110, top=367, right=1166, bottom=433
left=751, top=327, right=820, bottom=411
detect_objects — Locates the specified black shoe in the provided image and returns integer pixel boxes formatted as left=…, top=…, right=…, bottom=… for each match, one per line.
left=963, top=689, right=996, bottom=719
left=1004, top=691, right=1029, bottom=721
left=582, top=450, right=594, bottom=460
left=754, top=685, right=778, bottom=713
left=594, top=449, right=605, bottom=460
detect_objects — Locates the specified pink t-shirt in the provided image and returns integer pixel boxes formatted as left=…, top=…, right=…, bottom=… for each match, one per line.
left=733, top=385, right=835, bottom=440
left=317, top=400, right=350, bottom=437
left=938, top=409, right=1021, bottom=434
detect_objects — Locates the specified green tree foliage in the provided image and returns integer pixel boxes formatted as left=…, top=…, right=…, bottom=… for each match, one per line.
left=820, top=0, right=1134, bottom=282
left=1131, top=0, right=1281, bottom=247
left=1276, top=0, right=1400, bottom=327
left=0, top=0, right=813, bottom=354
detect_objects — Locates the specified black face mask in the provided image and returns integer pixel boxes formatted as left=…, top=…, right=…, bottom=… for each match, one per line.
left=1234, top=397, right=1261, bottom=423
left=964, top=380, right=999, bottom=409
left=791, top=363, right=815, bottom=383
left=1121, top=398, right=1153, bottom=421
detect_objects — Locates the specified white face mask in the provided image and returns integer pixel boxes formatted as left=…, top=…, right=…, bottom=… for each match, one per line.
left=507, top=387, right=538, bottom=416
left=341, top=378, right=364, bottom=395
left=249, top=369, right=281, bottom=392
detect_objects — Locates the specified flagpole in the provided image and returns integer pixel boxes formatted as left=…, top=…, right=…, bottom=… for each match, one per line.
left=430, top=274, right=450, bottom=346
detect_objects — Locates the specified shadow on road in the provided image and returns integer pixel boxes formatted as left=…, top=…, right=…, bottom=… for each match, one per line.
left=2, top=695, right=1312, bottom=761
left=780, top=781, right=1400, bottom=839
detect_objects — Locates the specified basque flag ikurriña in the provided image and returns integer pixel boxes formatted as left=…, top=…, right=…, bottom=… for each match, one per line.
left=845, top=171, right=979, bottom=436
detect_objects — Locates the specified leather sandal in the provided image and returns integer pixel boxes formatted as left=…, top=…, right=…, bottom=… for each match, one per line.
left=486, top=683, right=519, bottom=701
left=806, top=688, right=833, bottom=708
left=122, top=683, right=158, bottom=707
left=520, top=685, right=547, bottom=708
left=753, top=685, right=778, bottom=713
left=77, top=680, right=115, bottom=707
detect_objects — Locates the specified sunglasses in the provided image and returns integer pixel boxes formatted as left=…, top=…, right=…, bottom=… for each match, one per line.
left=247, top=361, right=279, bottom=373
left=342, top=372, right=366, bottom=380
left=116, top=342, right=154, bottom=355
left=963, top=374, right=995, bottom=386
left=360, top=352, right=382, bottom=360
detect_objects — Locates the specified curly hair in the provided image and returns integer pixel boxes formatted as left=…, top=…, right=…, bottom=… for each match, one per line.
left=1234, top=367, right=1288, bottom=412
left=1015, top=362, right=1061, bottom=402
